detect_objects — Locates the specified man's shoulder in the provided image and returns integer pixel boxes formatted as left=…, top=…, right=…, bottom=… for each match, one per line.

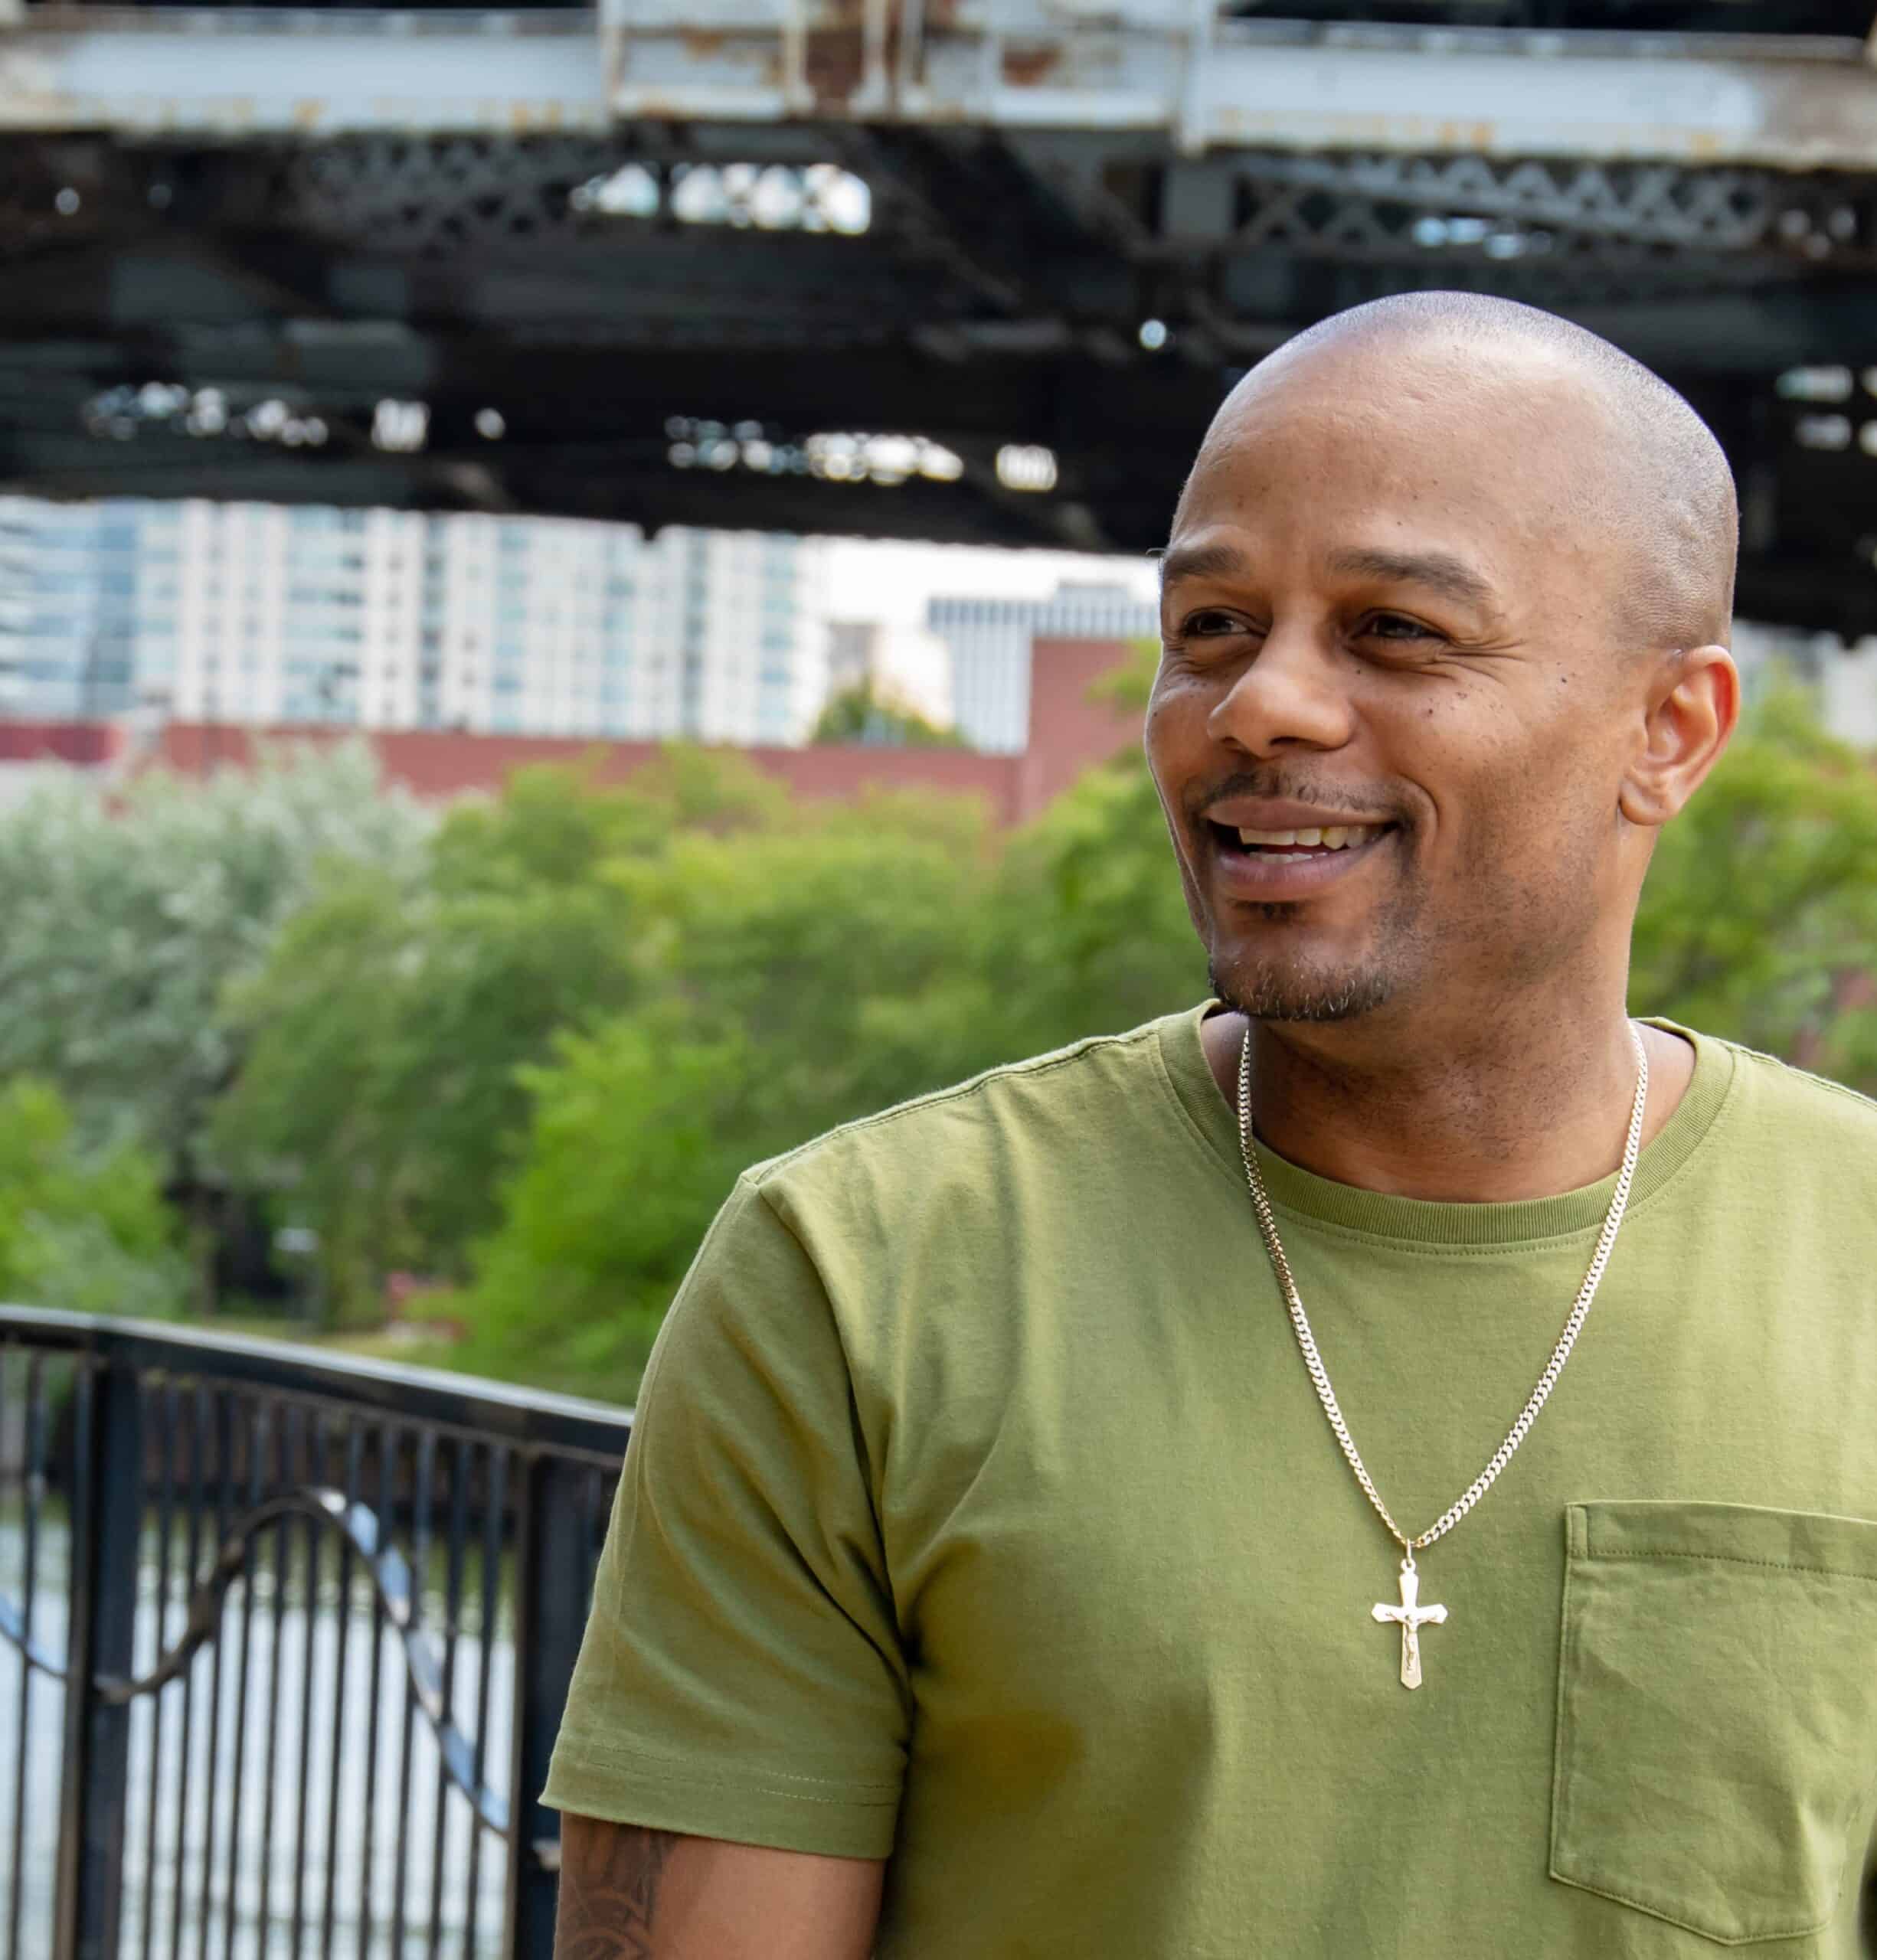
left=743, top=1009, right=1188, bottom=1204
left=1701, top=1027, right=1877, bottom=1164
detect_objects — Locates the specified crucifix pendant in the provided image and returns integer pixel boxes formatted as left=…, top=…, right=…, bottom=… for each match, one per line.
left=1372, top=1558, right=1447, bottom=1689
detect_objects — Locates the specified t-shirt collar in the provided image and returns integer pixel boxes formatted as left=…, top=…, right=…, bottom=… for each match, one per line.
left=1156, top=998, right=1737, bottom=1249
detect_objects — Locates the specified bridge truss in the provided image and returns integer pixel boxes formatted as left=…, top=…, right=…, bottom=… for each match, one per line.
left=2, top=2, right=1877, bottom=628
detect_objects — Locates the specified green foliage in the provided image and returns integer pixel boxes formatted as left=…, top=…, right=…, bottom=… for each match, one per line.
left=454, top=1007, right=756, bottom=1394
left=209, top=762, right=660, bottom=1323
left=983, top=748, right=1203, bottom=1058
left=1630, top=685, right=1877, bottom=1087
left=0, top=741, right=430, bottom=1173
left=810, top=678, right=968, bottom=748
left=0, top=1076, right=188, bottom=1318
left=616, top=789, right=998, bottom=1109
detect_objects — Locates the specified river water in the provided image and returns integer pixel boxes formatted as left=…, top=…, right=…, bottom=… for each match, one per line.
left=1, top=1508, right=516, bottom=1959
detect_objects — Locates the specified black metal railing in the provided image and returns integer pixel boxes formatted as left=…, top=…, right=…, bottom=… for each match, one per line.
left=0, top=1305, right=632, bottom=1960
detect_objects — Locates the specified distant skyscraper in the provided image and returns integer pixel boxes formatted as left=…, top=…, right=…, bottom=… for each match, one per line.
left=0, top=497, right=182, bottom=720
left=0, top=498, right=829, bottom=746
left=927, top=580, right=1157, bottom=753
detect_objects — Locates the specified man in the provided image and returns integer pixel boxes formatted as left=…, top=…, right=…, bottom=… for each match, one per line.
left=546, top=293, right=1877, bottom=1957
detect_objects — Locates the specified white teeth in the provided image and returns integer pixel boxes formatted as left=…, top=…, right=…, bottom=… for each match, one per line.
left=1234, top=823, right=1382, bottom=851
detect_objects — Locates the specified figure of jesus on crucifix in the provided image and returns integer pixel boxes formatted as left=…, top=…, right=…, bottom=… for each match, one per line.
left=1373, top=1560, right=1448, bottom=1690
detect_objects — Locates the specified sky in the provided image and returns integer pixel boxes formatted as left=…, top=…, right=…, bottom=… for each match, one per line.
left=820, top=536, right=1160, bottom=630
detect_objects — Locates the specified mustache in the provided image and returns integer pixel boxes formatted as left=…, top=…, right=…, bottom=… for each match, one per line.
left=1190, top=771, right=1405, bottom=825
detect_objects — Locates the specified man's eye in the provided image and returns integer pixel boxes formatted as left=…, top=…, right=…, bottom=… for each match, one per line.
left=1363, top=613, right=1440, bottom=642
left=1180, top=609, right=1250, bottom=637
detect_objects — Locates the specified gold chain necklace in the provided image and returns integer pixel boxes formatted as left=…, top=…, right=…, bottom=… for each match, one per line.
left=1234, top=1021, right=1649, bottom=1688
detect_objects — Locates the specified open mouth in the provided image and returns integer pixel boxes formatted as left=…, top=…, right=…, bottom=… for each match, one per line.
left=1206, top=819, right=1395, bottom=861
left=1202, top=818, right=1398, bottom=897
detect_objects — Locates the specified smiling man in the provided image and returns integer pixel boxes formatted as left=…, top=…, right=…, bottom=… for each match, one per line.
left=546, top=294, right=1877, bottom=1958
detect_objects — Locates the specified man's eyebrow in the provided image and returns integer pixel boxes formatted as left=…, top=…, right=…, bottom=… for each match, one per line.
left=1157, top=541, right=1497, bottom=614
left=1325, top=547, right=1496, bottom=611
left=1158, top=541, right=1251, bottom=590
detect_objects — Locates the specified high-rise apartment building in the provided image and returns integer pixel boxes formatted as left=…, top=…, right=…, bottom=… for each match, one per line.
left=0, top=498, right=829, bottom=746
left=0, top=498, right=185, bottom=720
left=927, top=580, right=1157, bottom=753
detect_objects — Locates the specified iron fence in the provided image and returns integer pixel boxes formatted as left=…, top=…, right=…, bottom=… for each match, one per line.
left=0, top=1305, right=632, bottom=1960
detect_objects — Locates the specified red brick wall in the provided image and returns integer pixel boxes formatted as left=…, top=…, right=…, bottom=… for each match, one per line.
left=0, top=719, right=123, bottom=766
left=150, top=723, right=1028, bottom=825
left=1014, top=635, right=1147, bottom=821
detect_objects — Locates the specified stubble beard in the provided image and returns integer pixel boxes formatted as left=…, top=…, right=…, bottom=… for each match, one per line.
left=1207, top=942, right=1398, bottom=1024
left=1205, top=880, right=1429, bottom=1024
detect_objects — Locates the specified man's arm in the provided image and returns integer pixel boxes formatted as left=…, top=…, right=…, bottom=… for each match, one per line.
left=554, top=1814, right=885, bottom=1960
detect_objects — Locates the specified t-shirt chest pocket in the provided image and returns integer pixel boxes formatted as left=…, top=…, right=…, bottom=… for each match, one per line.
left=1551, top=1501, right=1877, bottom=1947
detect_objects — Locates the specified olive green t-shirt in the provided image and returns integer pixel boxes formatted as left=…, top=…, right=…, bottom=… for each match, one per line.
left=545, top=1003, right=1877, bottom=1957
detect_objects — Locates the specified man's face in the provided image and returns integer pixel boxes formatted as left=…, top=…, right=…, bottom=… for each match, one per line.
left=1146, top=346, right=1641, bottom=1027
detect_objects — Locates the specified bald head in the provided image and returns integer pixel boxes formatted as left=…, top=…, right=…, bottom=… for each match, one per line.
left=1182, top=292, right=1737, bottom=652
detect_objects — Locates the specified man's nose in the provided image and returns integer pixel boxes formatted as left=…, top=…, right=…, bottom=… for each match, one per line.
left=1206, top=622, right=1355, bottom=756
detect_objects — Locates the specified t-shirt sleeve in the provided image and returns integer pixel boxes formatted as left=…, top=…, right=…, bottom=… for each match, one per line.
left=541, top=1174, right=910, bottom=1857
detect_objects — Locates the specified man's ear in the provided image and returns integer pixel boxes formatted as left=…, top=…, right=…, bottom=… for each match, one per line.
left=1617, top=645, right=1739, bottom=828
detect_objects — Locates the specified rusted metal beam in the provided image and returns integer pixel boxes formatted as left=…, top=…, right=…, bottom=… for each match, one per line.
left=603, top=0, right=1877, bottom=168
left=0, top=5, right=1872, bottom=168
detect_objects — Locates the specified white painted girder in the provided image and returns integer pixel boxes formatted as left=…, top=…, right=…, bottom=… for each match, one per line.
left=0, top=11, right=611, bottom=136
left=0, top=5, right=1875, bottom=170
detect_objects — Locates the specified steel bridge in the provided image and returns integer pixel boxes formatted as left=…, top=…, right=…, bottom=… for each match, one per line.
left=3, top=0, right=1877, bottom=628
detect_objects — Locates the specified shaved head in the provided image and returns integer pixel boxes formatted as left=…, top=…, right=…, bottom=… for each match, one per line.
left=1181, top=292, right=1738, bottom=653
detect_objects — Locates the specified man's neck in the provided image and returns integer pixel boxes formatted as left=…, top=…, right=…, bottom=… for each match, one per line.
left=1199, top=998, right=1696, bottom=1204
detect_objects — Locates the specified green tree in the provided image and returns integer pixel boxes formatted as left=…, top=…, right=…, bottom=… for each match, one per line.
left=456, top=1006, right=756, bottom=1395
left=0, top=741, right=430, bottom=1165
left=209, top=760, right=672, bottom=1323
left=209, top=746, right=797, bottom=1325
left=615, top=786, right=997, bottom=1111
left=811, top=679, right=967, bottom=748
left=0, top=742, right=431, bottom=1298
left=0, top=1076, right=188, bottom=1318
left=1630, top=686, right=1877, bottom=1090
left=979, top=745, right=1202, bottom=1058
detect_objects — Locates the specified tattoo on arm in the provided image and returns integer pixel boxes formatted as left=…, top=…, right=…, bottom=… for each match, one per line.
left=555, top=1822, right=680, bottom=1960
